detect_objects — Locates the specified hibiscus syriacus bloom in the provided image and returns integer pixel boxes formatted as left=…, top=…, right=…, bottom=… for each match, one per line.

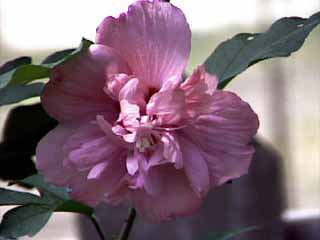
left=36, top=0, right=259, bottom=221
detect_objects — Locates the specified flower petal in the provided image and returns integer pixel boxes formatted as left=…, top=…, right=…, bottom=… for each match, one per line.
left=161, top=132, right=183, bottom=169
left=141, top=164, right=164, bottom=197
left=42, top=44, right=130, bottom=123
left=36, top=122, right=128, bottom=206
left=180, top=65, right=218, bottom=118
left=96, top=0, right=191, bottom=89
left=147, top=144, right=167, bottom=168
left=130, top=165, right=202, bottom=222
left=118, top=100, right=140, bottom=135
left=179, top=137, right=210, bottom=198
left=63, top=123, right=122, bottom=171
left=119, top=77, right=147, bottom=107
left=147, top=89, right=186, bottom=126
left=87, top=161, right=109, bottom=180
left=126, top=152, right=139, bottom=176
left=36, top=123, right=80, bottom=185
left=181, top=90, right=259, bottom=185
left=104, top=73, right=131, bottom=100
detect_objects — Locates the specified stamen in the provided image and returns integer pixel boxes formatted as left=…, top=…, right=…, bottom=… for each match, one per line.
left=136, top=137, right=152, bottom=152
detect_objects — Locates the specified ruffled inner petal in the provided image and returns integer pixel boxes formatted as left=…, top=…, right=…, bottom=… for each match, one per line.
left=147, top=89, right=187, bottom=126
left=180, top=65, right=218, bottom=118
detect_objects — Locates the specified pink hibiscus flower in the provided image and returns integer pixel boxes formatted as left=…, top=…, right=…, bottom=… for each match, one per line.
left=36, top=0, right=259, bottom=222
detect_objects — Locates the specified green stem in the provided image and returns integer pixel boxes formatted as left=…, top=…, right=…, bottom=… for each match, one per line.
left=90, top=214, right=106, bottom=240
left=118, top=208, right=136, bottom=240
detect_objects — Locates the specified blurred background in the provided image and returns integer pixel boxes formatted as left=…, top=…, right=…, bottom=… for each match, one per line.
left=0, top=0, right=319, bottom=239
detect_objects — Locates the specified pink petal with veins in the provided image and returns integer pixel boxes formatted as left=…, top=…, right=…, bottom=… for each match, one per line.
left=96, top=0, right=191, bottom=89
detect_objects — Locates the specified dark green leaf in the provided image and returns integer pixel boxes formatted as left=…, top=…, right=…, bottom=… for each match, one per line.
left=42, top=38, right=93, bottom=68
left=207, top=226, right=257, bottom=240
left=0, top=65, right=49, bottom=88
left=0, top=57, right=33, bottom=89
left=55, top=200, right=93, bottom=216
left=0, top=204, right=53, bottom=238
left=205, top=11, right=320, bottom=89
left=0, top=57, right=31, bottom=75
left=0, top=38, right=93, bottom=105
left=0, top=188, right=43, bottom=206
left=41, top=49, right=75, bottom=65
left=19, top=174, right=69, bottom=201
left=0, top=236, right=16, bottom=240
left=0, top=174, right=95, bottom=238
left=0, top=83, right=44, bottom=106
left=18, top=174, right=94, bottom=216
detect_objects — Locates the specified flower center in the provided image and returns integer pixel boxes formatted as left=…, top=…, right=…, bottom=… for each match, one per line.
left=136, top=136, right=154, bottom=152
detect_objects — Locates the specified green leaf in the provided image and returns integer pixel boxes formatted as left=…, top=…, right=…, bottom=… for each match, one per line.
left=0, top=57, right=32, bottom=89
left=18, top=174, right=94, bottom=216
left=42, top=38, right=93, bottom=68
left=0, top=38, right=93, bottom=105
left=41, top=48, right=75, bottom=65
left=0, top=83, right=44, bottom=106
left=0, top=65, right=49, bottom=89
left=55, top=200, right=93, bottom=216
left=0, top=204, right=53, bottom=238
left=207, top=226, right=257, bottom=240
left=0, top=188, right=43, bottom=206
left=19, top=174, right=69, bottom=201
left=0, top=174, right=95, bottom=238
left=0, top=57, right=31, bottom=75
left=204, top=11, right=320, bottom=89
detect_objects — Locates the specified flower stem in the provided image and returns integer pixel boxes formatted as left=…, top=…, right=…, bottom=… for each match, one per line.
left=90, top=214, right=106, bottom=240
left=118, top=208, right=137, bottom=240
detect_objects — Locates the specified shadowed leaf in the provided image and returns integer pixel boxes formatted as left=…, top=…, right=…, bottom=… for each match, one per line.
left=0, top=174, right=95, bottom=238
left=55, top=200, right=93, bottom=216
left=0, top=83, right=44, bottom=106
left=0, top=188, right=43, bottom=206
left=19, top=174, right=69, bottom=201
left=0, top=204, right=53, bottom=238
